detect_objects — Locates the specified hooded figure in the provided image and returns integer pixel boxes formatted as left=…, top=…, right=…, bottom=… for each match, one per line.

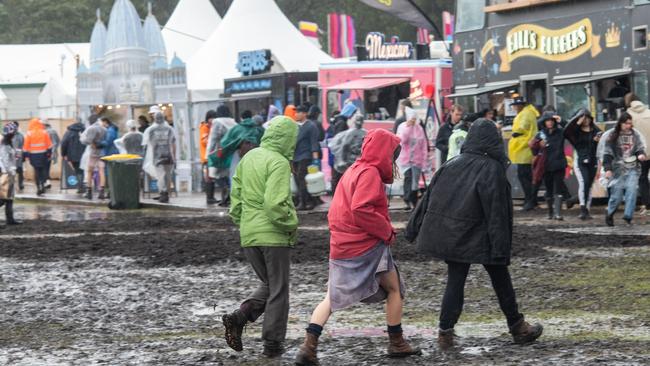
left=406, top=119, right=542, bottom=349
left=222, top=116, right=299, bottom=358
left=60, top=117, right=87, bottom=193
left=220, top=114, right=264, bottom=159
left=207, top=105, right=237, bottom=203
left=396, top=107, right=428, bottom=210
left=531, top=113, right=567, bottom=220
left=143, top=112, right=176, bottom=203
left=0, top=123, right=22, bottom=225
left=114, top=120, right=144, bottom=156
left=23, top=118, right=53, bottom=196
left=10, top=121, right=25, bottom=191
left=508, top=100, right=539, bottom=210
left=329, top=114, right=367, bottom=174
left=79, top=115, right=107, bottom=199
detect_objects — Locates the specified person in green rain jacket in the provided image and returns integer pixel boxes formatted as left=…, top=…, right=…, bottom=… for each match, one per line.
left=221, top=115, right=299, bottom=359
left=220, top=110, right=265, bottom=159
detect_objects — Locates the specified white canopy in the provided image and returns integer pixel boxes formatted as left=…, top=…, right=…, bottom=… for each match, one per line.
left=38, top=77, right=76, bottom=119
left=0, top=43, right=89, bottom=93
left=187, top=0, right=333, bottom=101
left=161, top=0, right=221, bottom=63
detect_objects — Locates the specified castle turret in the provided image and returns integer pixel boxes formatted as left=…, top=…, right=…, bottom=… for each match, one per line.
left=143, top=2, right=168, bottom=68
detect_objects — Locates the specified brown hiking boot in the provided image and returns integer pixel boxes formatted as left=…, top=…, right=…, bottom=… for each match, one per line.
left=387, top=332, right=422, bottom=358
left=222, top=310, right=247, bottom=351
left=510, top=318, right=543, bottom=344
left=437, top=328, right=455, bottom=350
left=295, top=332, right=319, bottom=365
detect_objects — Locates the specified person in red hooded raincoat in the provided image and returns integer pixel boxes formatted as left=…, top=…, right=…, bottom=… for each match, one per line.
left=295, top=129, right=421, bottom=365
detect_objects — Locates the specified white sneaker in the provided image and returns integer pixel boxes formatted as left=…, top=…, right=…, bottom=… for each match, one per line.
left=640, top=208, right=649, bottom=216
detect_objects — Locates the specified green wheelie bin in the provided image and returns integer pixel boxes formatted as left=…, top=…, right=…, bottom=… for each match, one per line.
left=102, top=154, right=143, bottom=210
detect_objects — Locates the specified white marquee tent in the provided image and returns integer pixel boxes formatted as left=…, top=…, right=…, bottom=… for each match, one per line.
left=187, top=0, right=334, bottom=102
left=0, top=87, right=8, bottom=120
left=38, top=77, right=77, bottom=120
left=161, top=0, right=221, bottom=63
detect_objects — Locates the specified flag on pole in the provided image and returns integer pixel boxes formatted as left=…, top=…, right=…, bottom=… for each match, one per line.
left=443, top=11, right=454, bottom=42
left=417, top=27, right=430, bottom=44
left=327, top=13, right=356, bottom=58
left=299, top=21, right=321, bottom=48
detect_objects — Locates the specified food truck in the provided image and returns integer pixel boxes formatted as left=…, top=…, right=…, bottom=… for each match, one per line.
left=449, top=0, right=650, bottom=198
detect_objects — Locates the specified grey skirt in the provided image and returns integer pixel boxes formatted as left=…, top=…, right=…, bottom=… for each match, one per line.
left=328, top=242, right=405, bottom=312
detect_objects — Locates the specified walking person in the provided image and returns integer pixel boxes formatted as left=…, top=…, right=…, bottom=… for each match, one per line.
left=293, top=104, right=321, bottom=211
left=43, top=120, right=60, bottom=189
left=79, top=115, right=107, bottom=200
left=530, top=113, right=567, bottom=220
left=329, top=115, right=367, bottom=176
left=0, top=123, right=23, bottom=225
left=626, top=94, right=650, bottom=215
left=60, top=117, right=87, bottom=194
left=220, top=110, right=264, bottom=161
left=295, top=129, right=420, bottom=365
left=392, top=99, right=413, bottom=133
left=142, top=112, right=176, bottom=204
left=406, top=119, right=543, bottom=350
left=10, top=121, right=25, bottom=191
left=327, top=109, right=352, bottom=194
left=23, top=118, right=53, bottom=196
left=206, top=105, right=237, bottom=207
left=114, top=120, right=144, bottom=156
left=435, top=104, right=463, bottom=164
left=564, top=109, right=602, bottom=220
left=604, top=113, right=647, bottom=226
left=508, top=96, right=539, bottom=211
left=221, top=116, right=299, bottom=358
left=397, top=107, right=428, bottom=210
left=200, top=110, right=218, bottom=204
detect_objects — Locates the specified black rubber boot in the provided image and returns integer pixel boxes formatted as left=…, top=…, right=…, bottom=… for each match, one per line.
left=578, top=205, right=588, bottom=220
left=553, top=195, right=564, bottom=220
left=205, top=181, right=218, bottom=204
left=158, top=191, right=169, bottom=203
left=84, top=187, right=92, bottom=200
left=5, top=200, right=22, bottom=225
left=546, top=198, right=554, bottom=219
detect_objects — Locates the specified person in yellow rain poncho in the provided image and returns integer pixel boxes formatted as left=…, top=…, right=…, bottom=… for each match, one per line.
left=508, top=96, right=539, bottom=211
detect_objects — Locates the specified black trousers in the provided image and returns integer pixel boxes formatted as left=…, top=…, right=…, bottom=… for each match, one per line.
left=33, top=165, right=49, bottom=188
left=516, top=164, right=533, bottom=205
left=331, top=169, right=343, bottom=195
left=439, top=261, right=523, bottom=330
left=639, top=160, right=650, bottom=209
left=293, top=159, right=311, bottom=206
left=576, top=161, right=597, bottom=207
left=403, top=168, right=418, bottom=205
left=239, top=247, right=291, bottom=345
left=543, top=169, right=565, bottom=199
left=16, top=167, right=24, bottom=189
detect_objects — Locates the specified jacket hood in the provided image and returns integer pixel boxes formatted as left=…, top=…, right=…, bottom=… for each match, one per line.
left=630, top=100, right=648, bottom=114
left=67, top=122, right=85, bottom=132
left=462, top=119, right=510, bottom=168
left=261, top=116, right=298, bottom=160
left=240, top=118, right=257, bottom=127
left=359, top=129, right=400, bottom=184
left=28, top=118, right=45, bottom=132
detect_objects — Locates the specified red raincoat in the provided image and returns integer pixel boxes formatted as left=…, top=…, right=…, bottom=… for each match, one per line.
left=328, top=129, right=400, bottom=260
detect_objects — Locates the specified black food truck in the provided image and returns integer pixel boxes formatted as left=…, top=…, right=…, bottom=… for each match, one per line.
left=449, top=0, right=650, bottom=199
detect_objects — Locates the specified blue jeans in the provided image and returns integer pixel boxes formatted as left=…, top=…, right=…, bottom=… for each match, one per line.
left=607, top=170, right=640, bottom=219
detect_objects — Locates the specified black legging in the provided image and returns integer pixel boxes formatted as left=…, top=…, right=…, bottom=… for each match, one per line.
left=439, top=261, right=523, bottom=330
left=639, top=160, right=650, bottom=209
left=516, top=164, right=534, bottom=205
left=543, top=169, right=565, bottom=199
left=575, top=161, right=597, bottom=207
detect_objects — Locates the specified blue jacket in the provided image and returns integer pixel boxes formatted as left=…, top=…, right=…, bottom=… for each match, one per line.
left=100, top=125, right=119, bottom=157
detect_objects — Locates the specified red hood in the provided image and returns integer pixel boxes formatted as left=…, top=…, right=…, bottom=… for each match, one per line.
left=358, top=129, right=401, bottom=184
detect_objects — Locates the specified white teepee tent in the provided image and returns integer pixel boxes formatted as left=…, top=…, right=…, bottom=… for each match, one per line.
left=161, top=0, right=221, bottom=63
left=187, top=0, right=333, bottom=101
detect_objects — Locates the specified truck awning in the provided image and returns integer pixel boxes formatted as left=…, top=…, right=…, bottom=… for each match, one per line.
left=446, top=81, right=519, bottom=98
left=324, top=77, right=410, bottom=90
left=552, top=69, right=632, bottom=86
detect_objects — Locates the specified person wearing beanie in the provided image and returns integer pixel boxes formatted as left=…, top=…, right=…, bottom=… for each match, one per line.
left=0, top=123, right=23, bottom=225
left=295, top=129, right=421, bottom=365
left=142, top=112, right=176, bottom=204
left=222, top=116, right=299, bottom=359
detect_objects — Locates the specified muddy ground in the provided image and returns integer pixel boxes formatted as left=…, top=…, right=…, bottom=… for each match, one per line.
left=1, top=206, right=650, bottom=365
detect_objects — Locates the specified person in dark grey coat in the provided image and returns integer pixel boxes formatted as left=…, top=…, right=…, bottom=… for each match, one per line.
left=406, top=119, right=543, bottom=350
left=60, top=118, right=86, bottom=193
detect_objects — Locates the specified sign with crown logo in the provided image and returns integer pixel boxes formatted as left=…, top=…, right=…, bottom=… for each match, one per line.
left=481, top=18, right=606, bottom=73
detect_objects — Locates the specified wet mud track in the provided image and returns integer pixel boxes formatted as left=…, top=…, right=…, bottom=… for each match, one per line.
left=1, top=207, right=650, bottom=365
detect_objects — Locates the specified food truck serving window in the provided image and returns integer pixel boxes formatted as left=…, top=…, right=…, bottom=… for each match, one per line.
left=456, top=0, right=485, bottom=32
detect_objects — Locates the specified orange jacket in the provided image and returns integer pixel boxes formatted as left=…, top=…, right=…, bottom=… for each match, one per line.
left=23, top=118, right=53, bottom=154
left=284, top=105, right=296, bottom=121
left=199, top=121, right=210, bottom=163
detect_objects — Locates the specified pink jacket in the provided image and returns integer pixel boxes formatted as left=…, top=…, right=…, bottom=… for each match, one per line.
left=397, top=122, right=428, bottom=170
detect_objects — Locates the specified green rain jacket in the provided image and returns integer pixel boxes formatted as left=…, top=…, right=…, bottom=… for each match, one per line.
left=229, top=116, right=299, bottom=247
left=220, top=118, right=265, bottom=158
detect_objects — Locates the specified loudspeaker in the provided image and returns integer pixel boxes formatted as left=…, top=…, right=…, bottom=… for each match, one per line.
left=356, top=45, right=367, bottom=61
left=416, top=43, right=430, bottom=60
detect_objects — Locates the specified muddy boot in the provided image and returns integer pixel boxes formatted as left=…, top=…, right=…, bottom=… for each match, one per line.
left=158, top=191, right=169, bottom=203
left=509, top=318, right=543, bottom=345
left=97, top=188, right=106, bottom=200
left=606, top=212, right=615, bottom=226
left=295, top=332, right=320, bottom=365
left=387, top=332, right=421, bottom=358
left=546, top=198, right=553, bottom=219
left=222, top=310, right=247, bottom=352
left=84, top=187, right=92, bottom=200
left=437, top=328, right=455, bottom=351
left=218, top=188, right=230, bottom=207
left=553, top=195, right=564, bottom=221
left=5, top=200, right=22, bottom=225
left=206, top=182, right=218, bottom=205
left=262, top=340, right=285, bottom=358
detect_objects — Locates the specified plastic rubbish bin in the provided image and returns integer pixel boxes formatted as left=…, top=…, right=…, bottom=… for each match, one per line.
left=102, top=154, right=143, bottom=209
